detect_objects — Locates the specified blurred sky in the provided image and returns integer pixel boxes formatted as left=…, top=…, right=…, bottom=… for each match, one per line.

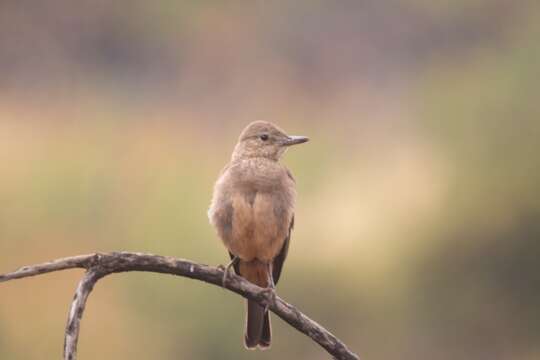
left=1, top=1, right=539, bottom=359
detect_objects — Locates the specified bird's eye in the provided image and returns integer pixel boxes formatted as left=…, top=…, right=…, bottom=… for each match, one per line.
left=259, top=134, right=269, bottom=141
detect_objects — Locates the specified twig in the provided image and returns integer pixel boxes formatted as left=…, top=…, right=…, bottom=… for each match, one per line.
left=64, top=269, right=102, bottom=360
left=0, top=252, right=359, bottom=360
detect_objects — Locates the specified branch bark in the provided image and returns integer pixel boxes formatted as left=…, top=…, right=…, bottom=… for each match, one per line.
left=0, top=252, right=359, bottom=360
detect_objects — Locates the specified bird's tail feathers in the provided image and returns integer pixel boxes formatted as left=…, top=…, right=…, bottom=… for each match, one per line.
left=241, top=260, right=271, bottom=349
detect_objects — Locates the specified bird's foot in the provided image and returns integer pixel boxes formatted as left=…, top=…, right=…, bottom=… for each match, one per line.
left=220, top=256, right=239, bottom=287
left=221, top=267, right=231, bottom=287
left=260, top=287, right=277, bottom=312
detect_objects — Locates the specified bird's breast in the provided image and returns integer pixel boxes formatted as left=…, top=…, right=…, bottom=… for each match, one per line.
left=209, top=159, right=296, bottom=262
left=226, top=187, right=293, bottom=262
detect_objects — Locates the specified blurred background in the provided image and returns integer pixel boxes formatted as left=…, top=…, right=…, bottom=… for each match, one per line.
left=1, top=1, right=539, bottom=359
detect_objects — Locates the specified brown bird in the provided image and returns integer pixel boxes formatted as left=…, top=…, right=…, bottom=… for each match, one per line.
left=208, top=121, right=308, bottom=349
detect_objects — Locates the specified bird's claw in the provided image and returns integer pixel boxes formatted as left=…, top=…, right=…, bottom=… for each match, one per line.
left=221, top=266, right=231, bottom=287
left=219, top=256, right=239, bottom=288
left=260, top=287, right=277, bottom=312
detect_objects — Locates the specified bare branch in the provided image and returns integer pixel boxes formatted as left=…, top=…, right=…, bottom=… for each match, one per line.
left=0, top=252, right=359, bottom=360
left=0, top=254, right=96, bottom=282
left=64, top=269, right=102, bottom=360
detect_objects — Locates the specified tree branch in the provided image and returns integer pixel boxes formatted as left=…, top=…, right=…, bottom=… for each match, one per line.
left=64, top=269, right=102, bottom=360
left=0, top=252, right=360, bottom=360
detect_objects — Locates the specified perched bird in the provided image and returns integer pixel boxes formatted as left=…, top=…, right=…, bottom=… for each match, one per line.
left=208, top=121, right=308, bottom=349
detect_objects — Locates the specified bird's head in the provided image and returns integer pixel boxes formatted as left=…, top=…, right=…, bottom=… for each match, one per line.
left=232, top=121, right=309, bottom=161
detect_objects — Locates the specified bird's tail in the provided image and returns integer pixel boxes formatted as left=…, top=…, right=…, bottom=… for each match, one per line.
left=240, top=260, right=271, bottom=349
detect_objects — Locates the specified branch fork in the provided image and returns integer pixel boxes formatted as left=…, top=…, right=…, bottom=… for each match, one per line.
left=0, top=252, right=359, bottom=360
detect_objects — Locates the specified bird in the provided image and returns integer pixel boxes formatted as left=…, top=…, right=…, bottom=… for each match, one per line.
left=208, top=121, right=308, bottom=349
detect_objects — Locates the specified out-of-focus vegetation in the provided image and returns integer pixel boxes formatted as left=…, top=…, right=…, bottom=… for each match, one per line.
left=1, top=1, right=539, bottom=359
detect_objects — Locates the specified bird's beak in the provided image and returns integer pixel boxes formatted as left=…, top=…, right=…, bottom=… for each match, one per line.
left=283, top=135, right=309, bottom=146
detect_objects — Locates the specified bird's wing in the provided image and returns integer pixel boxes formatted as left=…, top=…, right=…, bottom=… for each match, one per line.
left=273, top=215, right=294, bottom=285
